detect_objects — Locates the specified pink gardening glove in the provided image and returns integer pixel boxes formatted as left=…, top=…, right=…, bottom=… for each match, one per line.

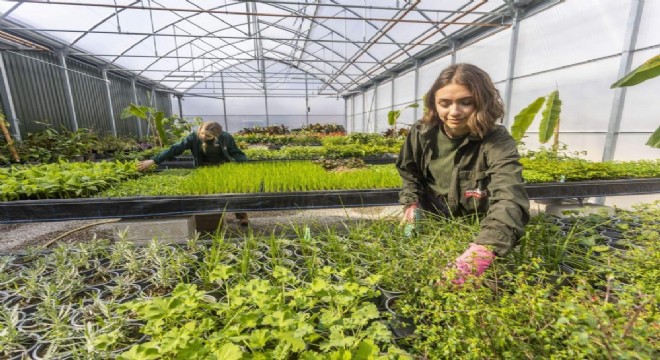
left=400, top=203, right=421, bottom=238
left=451, top=243, right=495, bottom=285
left=400, top=202, right=420, bottom=224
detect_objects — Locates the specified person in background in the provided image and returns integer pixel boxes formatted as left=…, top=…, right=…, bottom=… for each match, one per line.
left=396, top=63, right=530, bottom=285
left=138, top=121, right=250, bottom=226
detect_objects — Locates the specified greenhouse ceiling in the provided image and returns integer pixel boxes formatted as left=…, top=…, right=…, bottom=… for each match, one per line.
left=0, top=0, right=557, bottom=98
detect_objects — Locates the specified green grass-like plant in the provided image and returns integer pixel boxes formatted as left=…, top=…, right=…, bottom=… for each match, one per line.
left=99, top=161, right=402, bottom=197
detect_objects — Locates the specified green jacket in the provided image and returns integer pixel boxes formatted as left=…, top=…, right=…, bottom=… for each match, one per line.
left=152, top=131, right=247, bottom=167
left=396, top=121, right=530, bottom=255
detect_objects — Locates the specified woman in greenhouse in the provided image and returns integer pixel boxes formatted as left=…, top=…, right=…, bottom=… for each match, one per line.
left=396, top=63, right=530, bottom=285
left=138, top=121, right=250, bottom=226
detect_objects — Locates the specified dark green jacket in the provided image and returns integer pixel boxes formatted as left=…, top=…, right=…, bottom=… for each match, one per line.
left=152, top=131, right=247, bottom=167
left=396, top=121, right=530, bottom=255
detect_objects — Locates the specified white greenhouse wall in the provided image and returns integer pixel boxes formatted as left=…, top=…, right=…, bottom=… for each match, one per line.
left=375, top=80, right=393, bottom=133
left=345, top=0, right=660, bottom=161
left=363, top=88, right=376, bottom=133
left=455, top=28, right=511, bottom=83
left=179, top=93, right=345, bottom=133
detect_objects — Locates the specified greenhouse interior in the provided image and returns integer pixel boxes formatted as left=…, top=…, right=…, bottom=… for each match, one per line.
left=0, top=0, right=659, bottom=358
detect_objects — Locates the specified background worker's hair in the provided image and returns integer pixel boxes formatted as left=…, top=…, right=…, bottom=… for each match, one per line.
left=198, top=122, right=223, bottom=153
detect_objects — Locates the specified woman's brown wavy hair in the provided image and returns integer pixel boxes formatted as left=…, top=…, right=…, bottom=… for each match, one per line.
left=422, top=63, right=504, bottom=139
left=198, top=121, right=223, bottom=153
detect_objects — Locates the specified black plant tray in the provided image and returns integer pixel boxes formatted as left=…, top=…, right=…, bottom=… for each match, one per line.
left=1, top=178, right=658, bottom=223
left=523, top=177, right=660, bottom=200
left=0, top=189, right=401, bottom=223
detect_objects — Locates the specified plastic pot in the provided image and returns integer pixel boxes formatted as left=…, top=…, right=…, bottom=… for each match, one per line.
left=29, top=341, right=78, bottom=360
left=99, top=283, right=142, bottom=303
left=5, top=333, right=40, bottom=360
left=384, top=296, right=416, bottom=339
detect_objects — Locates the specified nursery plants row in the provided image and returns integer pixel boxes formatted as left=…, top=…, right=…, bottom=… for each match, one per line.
left=0, top=161, right=140, bottom=202
left=1, top=203, right=658, bottom=358
left=1, top=158, right=659, bottom=202
left=100, top=162, right=401, bottom=197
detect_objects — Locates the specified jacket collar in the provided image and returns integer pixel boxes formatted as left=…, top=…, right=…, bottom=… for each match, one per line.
left=416, top=120, right=484, bottom=144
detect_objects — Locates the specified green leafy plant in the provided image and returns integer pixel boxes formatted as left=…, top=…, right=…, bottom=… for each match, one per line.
left=387, top=102, right=419, bottom=137
left=0, top=160, right=140, bottom=201
left=511, top=90, right=563, bottom=154
left=0, top=113, right=20, bottom=163
left=2, top=202, right=660, bottom=359
left=120, top=94, right=169, bottom=147
left=611, top=54, right=660, bottom=149
left=117, top=268, right=408, bottom=359
left=610, top=54, right=660, bottom=88
left=645, top=126, right=660, bottom=148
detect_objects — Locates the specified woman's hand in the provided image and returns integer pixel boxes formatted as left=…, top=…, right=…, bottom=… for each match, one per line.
left=448, top=243, right=495, bottom=285
left=400, top=202, right=420, bottom=225
left=137, top=159, right=156, bottom=172
left=400, top=202, right=420, bottom=238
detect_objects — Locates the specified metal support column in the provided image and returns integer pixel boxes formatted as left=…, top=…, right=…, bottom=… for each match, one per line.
left=390, top=76, right=395, bottom=111
left=0, top=51, right=20, bottom=141
left=102, top=68, right=117, bottom=136
left=344, top=97, right=349, bottom=133
left=57, top=49, right=78, bottom=132
left=596, top=0, right=644, bottom=206
left=503, top=9, right=520, bottom=128
left=362, top=89, right=366, bottom=132
left=413, top=60, right=421, bottom=121
left=177, top=95, right=183, bottom=119
left=602, top=0, right=644, bottom=162
left=220, top=72, right=228, bottom=131
left=264, top=82, right=270, bottom=127
left=305, top=73, right=309, bottom=127
left=130, top=78, right=142, bottom=138
left=151, top=87, right=157, bottom=110
left=351, top=95, right=355, bottom=133
left=373, top=82, right=379, bottom=133
left=451, top=41, right=458, bottom=65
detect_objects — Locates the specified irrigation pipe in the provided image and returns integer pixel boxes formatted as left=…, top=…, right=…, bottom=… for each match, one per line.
left=44, top=219, right=121, bottom=248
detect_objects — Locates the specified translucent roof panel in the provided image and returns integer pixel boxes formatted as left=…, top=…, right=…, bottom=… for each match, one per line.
left=0, top=0, right=547, bottom=97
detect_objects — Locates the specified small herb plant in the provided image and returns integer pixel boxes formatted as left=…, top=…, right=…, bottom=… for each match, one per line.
left=118, top=269, right=409, bottom=359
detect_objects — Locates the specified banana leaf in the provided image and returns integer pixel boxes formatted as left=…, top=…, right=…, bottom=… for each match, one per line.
left=120, top=104, right=148, bottom=120
left=611, top=54, right=660, bottom=88
left=539, top=90, right=562, bottom=144
left=387, top=103, right=418, bottom=126
left=387, top=110, right=400, bottom=126
left=511, top=96, right=545, bottom=141
left=646, top=126, right=660, bottom=149
left=154, top=111, right=169, bottom=146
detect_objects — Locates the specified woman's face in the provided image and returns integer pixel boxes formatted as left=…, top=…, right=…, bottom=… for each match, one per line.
left=199, top=128, right=215, bottom=140
left=434, top=83, right=475, bottom=138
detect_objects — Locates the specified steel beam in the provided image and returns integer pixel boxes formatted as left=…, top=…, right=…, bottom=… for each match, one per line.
left=130, top=78, right=142, bottom=138
left=220, top=72, right=228, bottom=131
left=57, top=49, right=78, bottom=132
left=503, top=9, right=520, bottom=128
left=0, top=51, right=20, bottom=140
left=101, top=68, right=117, bottom=136
left=602, top=0, right=644, bottom=162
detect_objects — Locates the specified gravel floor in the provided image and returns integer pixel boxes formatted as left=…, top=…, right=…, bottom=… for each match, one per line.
left=0, top=206, right=402, bottom=253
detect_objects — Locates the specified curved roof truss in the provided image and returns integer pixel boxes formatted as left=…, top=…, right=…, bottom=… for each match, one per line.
left=0, top=0, right=558, bottom=98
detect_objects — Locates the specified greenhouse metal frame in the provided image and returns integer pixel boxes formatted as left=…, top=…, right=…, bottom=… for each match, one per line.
left=0, top=0, right=658, bottom=159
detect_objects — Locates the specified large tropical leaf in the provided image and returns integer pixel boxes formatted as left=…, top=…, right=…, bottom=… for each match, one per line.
left=387, top=110, right=400, bottom=126
left=510, top=96, right=545, bottom=141
left=120, top=103, right=148, bottom=120
left=154, top=111, right=169, bottom=146
left=611, top=54, right=660, bottom=88
left=387, top=102, right=418, bottom=126
left=646, top=126, right=660, bottom=148
left=538, top=90, right=562, bottom=144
